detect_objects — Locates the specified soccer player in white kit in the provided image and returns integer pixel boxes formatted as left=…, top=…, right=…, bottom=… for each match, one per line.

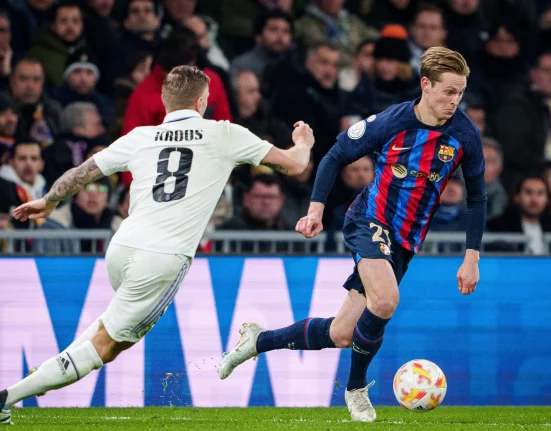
left=1, top=65, right=314, bottom=425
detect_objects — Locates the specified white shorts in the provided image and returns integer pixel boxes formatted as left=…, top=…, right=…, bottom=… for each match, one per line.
left=102, top=242, right=191, bottom=343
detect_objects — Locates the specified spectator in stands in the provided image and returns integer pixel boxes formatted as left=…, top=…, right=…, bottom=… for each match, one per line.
left=233, top=70, right=291, bottom=150
left=346, top=25, right=420, bottom=119
left=82, top=0, right=126, bottom=94
left=271, top=41, right=343, bottom=167
left=185, top=15, right=229, bottom=72
left=444, top=0, right=485, bottom=66
left=7, top=0, right=55, bottom=58
left=365, top=0, right=419, bottom=29
left=112, top=52, right=152, bottom=138
left=86, top=0, right=116, bottom=20
left=483, top=137, right=508, bottom=221
left=339, top=35, right=378, bottom=92
left=329, top=156, right=375, bottom=232
left=0, top=92, right=18, bottom=163
left=489, top=50, right=549, bottom=188
left=121, top=0, right=161, bottom=59
left=430, top=174, right=467, bottom=232
left=9, top=58, right=61, bottom=146
left=0, top=140, right=45, bottom=201
left=52, top=51, right=116, bottom=128
left=35, top=176, right=115, bottom=253
left=408, top=4, right=447, bottom=76
left=471, top=21, right=529, bottom=110
left=122, top=26, right=232, bottom=134
left=159, top=0, right=196, bottom=39
left=0, top=9, right=13, bottom=91
left=0, top=177, right=22, bottom=231
left=41, top=102, right=106, bottom=188
left=488, top=176, right=551, bottom=255
left=280, top=159, right=314, bottom=228
left=219, top=174, right=292, bottom=231
left=460, top=93, right=488, bottom=137
left=26, top=1, right=89, bottom=89
left=294, top=0, right=378, bottom=69
left=112, top=185, right=130, bottom=231
left=231, top=9, right=293, bottom=82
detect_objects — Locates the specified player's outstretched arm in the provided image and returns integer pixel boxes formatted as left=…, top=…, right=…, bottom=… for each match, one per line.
left=13, top=158, right=104, bottom=222
left=260, top=121, right=314, bottom=175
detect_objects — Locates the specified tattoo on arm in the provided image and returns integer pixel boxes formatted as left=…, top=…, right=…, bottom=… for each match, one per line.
left=44, top=158, right=105, bottom=204
left=261, top=162, right=289, bottom=175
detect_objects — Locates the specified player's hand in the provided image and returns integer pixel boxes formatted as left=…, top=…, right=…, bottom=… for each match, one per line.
left=456, top=256, right=479, bottom=295
left=13, top=198, right=57, bottom=222
left=292, top=121, right=314, bottom=149
left=296, top=214, right=323, bottom=238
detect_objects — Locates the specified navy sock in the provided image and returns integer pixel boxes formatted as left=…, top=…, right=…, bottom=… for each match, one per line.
left=0, top=389, right=7, bottom=410
left=347, top=307, right=390, bottom=391
left=256, top=317, right=336, bottom=354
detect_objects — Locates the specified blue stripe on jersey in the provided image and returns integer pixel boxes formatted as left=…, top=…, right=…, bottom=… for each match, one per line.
left=382, top=130, right=418, bottom=228
left=366, top=135, right=395, bottom=218
left=409, top=135, right=460, bottom=247
left=391, top=129, right=429, bottom=236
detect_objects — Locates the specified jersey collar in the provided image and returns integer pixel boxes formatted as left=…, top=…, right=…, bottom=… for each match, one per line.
left=163, top=109, right=202, bottom=124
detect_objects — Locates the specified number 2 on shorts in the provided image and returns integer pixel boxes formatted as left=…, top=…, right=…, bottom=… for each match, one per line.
left=369, top=222, right=392, bottom=247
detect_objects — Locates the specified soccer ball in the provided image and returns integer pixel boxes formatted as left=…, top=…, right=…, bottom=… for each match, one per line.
left=393, top=359, right=447, bottom=412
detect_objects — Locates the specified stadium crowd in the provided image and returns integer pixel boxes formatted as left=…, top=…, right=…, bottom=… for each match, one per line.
left=0, top=0, right=550, bottom=254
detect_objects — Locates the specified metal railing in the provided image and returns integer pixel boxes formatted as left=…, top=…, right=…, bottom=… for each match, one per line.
left=1, top=230, right=550, bottom=256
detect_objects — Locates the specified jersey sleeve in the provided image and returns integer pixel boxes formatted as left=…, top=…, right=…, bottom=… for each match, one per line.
left=333, top=115, right=385, bottom=164
left=222, top=122, right=273, bottom=166
left=93, top=134, right=135, bottom=176
left=460, top=129, right=485, bottom=178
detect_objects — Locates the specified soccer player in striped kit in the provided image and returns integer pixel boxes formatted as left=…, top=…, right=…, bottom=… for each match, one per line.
left=219, top=47, right=487, bottom=422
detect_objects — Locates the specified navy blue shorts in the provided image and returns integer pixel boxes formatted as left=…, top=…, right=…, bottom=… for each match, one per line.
left=342, top=216, right=415, bottom=295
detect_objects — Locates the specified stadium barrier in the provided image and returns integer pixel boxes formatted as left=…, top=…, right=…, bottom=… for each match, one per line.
left=0, top=256, right=549, bottom=407
left=1, top=230, right=550, bottom=255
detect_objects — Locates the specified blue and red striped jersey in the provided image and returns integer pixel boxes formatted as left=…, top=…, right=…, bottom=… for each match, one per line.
left=335, top=100, right=485, bottom=252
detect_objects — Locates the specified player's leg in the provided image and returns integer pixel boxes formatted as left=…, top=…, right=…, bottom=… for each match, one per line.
left=218, top=288, right=365, bottom=380
left=344, top=257, right=398, bottom=423
left=0, top=245, right=190, bottom=423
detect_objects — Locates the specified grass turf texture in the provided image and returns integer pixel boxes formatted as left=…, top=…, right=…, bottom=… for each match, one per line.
left=8, top=407, right=551, bottom=430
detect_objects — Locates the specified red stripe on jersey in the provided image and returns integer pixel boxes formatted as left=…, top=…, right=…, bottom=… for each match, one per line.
left=418, top=145, right=465, bottom=243
left=398, top=131, right=441, bottom=242
left=375, top=130, right=407, bottom=222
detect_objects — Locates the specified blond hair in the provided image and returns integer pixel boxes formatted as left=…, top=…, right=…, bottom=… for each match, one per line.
left=161, top=65, right=210, bottom=111
left=420, top=47, right=469, bottom=84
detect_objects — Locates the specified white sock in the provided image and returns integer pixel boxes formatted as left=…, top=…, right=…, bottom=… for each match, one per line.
left=5, top=341, right=103, bottom=408
left=62, top=318, right=101, bottom=352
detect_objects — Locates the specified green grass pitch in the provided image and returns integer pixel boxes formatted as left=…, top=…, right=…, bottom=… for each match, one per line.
left=9, top=406, right=551, bottom=430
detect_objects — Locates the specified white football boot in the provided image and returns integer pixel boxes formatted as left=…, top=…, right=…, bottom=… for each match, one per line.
left=0, top=409, right=12, bottom=426
left=344, top=381, right=377, bottom=422
left=0, top=390, right=13, bottom=425
left=218, top=323, right=264, bottom=380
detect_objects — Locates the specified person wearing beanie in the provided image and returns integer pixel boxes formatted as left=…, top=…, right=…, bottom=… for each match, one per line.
left=51, top=50, right=116, bottom=129
left=346, top=24, right=421, bottom=117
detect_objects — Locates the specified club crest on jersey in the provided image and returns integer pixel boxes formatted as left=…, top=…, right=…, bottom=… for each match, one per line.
left=438, top=145, right=455, bottom=162
left=347, top=120, right=366, bottom=139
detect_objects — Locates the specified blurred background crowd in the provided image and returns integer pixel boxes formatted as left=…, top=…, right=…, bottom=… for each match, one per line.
left=0, top=0, right=550, bottom=254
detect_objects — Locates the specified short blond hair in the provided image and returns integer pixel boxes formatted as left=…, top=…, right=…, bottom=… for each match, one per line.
left=420, top=47, right=469, bottom=84
left=161, top=65, right=210, bottom=111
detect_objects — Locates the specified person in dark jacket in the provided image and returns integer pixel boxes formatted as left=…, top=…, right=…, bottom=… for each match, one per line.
left=488, top=176, right=551, bottom=254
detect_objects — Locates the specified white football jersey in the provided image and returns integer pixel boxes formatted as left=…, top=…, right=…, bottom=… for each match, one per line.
left=94, top=109, right=273, bottom=257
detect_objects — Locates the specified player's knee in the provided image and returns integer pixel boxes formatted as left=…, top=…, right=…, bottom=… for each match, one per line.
left=91, top=322, right=132, bottom=364
left=330, top=326, right=353, bottom=348
left=371, top=293, right=399, bottom=318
